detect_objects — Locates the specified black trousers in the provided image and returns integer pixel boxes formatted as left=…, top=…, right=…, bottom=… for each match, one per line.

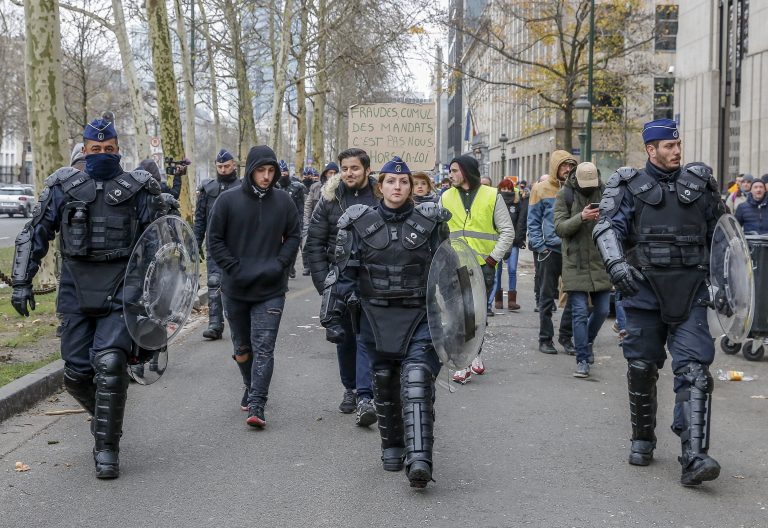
left=537, top=250, right=573, bottom=343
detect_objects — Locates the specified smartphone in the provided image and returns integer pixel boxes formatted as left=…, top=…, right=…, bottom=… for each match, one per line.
left=589, top=203, right=600, bottom=209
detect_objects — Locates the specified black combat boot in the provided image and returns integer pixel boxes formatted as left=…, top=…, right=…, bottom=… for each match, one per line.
left=235, top=354, right=253, bottom=411
left=674, top=363, right=721, bottom=486
left=92, top=349, right=128, bottom=479
left=627, top=360, right=658, bottom=466
left=203, top=277, right=224, bottom=339
left=401, top=363, right=435, bottom=488
left=63, top=367, right=96, bottom=416
left=372, top=367, right=405, bottom=471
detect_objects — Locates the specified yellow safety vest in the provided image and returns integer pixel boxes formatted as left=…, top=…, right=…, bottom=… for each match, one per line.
left=442, top=185, right=498, bottom=262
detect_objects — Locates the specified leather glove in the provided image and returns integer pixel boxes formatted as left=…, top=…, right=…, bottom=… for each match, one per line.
left=608, top=261, right=644, bottom=297
left=480, top=263, right=496, bottom=293
left=714, top=289, right=734, bottom=317
left=322, top=317, right=345, bottom=344
left=12, top=284, right=35, bottom=317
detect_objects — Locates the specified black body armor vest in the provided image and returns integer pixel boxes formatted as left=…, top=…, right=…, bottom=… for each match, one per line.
left=352, top=207, right=437, bottom=306
left=202, top=177, right=240, bottom=219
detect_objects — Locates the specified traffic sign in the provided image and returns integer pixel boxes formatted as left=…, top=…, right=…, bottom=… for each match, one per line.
left=150, top=137, right=161, bottom=148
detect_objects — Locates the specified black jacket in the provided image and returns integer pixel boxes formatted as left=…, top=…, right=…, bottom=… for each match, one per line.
left=304, top=173, right=378, bottom=294
left=207, top=145, right=301, bottom=303
left=514, top=192, right=529, bottom=248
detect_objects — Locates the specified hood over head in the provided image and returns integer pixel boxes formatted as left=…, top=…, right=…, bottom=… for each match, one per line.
left=450, top=155, right=481, bottom=190
left=70, top=143, right=85, bottom=166
left=321, top=162, right=339, bottom=183
left=137, top=158, right=162, bottom=182
left=548, top=150, right=577, bottom=183
left=245, top=145, right=281, bottom=189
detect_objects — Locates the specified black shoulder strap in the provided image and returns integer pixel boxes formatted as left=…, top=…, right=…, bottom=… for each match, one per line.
left=564, top=185, right=574, bottom=214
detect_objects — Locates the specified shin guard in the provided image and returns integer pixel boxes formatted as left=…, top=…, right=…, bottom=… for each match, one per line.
left=373, top=366, right=405, bottom=471
left=92, top=349, right=128, bottom=479
left=401, top=363, right=435, bottom=488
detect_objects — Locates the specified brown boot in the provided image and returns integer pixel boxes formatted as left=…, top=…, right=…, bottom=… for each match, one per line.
left=507, top=290, right=521, bottom=311
left=494, top=289, right=504, bottom=309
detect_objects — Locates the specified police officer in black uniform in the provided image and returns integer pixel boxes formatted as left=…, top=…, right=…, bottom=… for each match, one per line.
left=194, top=149, right=241, bottom=340
left=276, top=160, right=306, bottom=278
left=593, top=119, right=726, bottom=486
left=11, top=117, right=173, bottom=479
left=321, top=157, right=451, bottom=489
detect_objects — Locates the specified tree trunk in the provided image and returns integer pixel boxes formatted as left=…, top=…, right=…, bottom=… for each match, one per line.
left=310, top=0, right=328, bottom=168
left=174, top=0, right=197, bottom=198
left=224, top=0, right=257, bottom=163
left=111, top=0, right=150, bottom=161
left=269, top=0, right=293, bottom=149
left=147, top=0, right=191, bottom=221
left=23, top=0, right=67, bottom=288
left=293, top=0, right=309, bottom=174
left=196, top=0, right=221, bottom=150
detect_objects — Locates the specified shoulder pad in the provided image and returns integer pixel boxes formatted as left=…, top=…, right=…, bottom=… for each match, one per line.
left=203, top=178, right=220, bottom=196
left=616, top=166, right=638, bottom=182
left=337, top=204, right=371, bottom=229
left=626, top=169, right=662, bottom=205
left=415, top=202, right=452, bottom=222
left=126, top=170, right=161, bottom=195
left=44, top=167, right=80, bottom=188
left=684, top=163, right=712, bottom=183
left=131, top=169, right=152, bottom=184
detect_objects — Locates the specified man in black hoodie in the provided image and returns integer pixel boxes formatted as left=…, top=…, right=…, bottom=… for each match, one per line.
left=305, top=148, right=377, bottom=426
left=207, top=145, right=301, bottom=428
left=194, top=149, right=242, bottom=341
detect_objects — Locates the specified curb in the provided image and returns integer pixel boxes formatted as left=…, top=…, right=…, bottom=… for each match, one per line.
left=0, top=287, right=209, bottom=423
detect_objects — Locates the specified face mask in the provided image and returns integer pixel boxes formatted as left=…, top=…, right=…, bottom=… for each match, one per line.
left=85, top=153, right=122, bottom=180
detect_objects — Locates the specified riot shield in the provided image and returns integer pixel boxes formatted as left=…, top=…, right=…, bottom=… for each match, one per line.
left=123, top=216, right=199, bottom=357
left=427, top=239, right=487, bottom=370
left=709, top=214, right=754, bottom=342
left=128, top=344, right=168, bottom=385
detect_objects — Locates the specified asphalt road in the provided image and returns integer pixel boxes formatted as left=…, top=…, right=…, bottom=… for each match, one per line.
left=2, top=253, right=768, bottom=527
left=0, top=217, right=28, bottom=248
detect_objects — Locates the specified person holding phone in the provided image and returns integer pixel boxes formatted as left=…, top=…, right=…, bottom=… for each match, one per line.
left=553, top=162, right=611, bottom=378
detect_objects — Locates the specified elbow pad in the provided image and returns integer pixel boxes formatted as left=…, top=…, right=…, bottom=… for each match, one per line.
left=593, top=217, right=626, bottom=272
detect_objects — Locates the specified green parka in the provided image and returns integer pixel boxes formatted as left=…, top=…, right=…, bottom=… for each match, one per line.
left=553, top=171, right=612, bottom=293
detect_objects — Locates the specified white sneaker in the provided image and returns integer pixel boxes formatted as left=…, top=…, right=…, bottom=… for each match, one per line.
left=470, top=356, right=486, bottom=375
left=451, top=369, right=472, bottom=384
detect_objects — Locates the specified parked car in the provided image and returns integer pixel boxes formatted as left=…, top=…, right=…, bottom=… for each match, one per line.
left=0, top=186, right=35, bottom=218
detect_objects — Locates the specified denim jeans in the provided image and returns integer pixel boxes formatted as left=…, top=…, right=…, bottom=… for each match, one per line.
left=569, top=290, right=611, bottom=363
left=488, top=246, right=520, bottom=306
left=537, top=250, right=573, bottom=342
left=614, top=292, right=626, bottom=331
left=223, top=295, right=285, bottom=407
left=336, top=313, right=373, bottom=399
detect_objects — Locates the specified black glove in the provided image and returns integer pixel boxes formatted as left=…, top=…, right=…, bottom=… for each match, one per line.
left=12, top=284, right=35, bottom=317
left=714, top=289, right=734, bottom=317
left=480, top=263, right=496, bottom=293
left=608, top=261, right=644, bottom=297
left=198, top=245, right=205, bottom=262
left=322, top=317, right=345, bottom=344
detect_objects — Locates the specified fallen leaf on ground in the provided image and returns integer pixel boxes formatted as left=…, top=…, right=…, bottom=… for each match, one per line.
left=732, top=475, right=745, bottom=479
left=44, top=409, right=85, bottom=416
left=14, top=462, right=30, bottom=472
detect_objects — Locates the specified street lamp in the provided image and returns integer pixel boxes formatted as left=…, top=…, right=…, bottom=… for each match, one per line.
left=498, top=132, right=508, bottom=179
left=574, top=94, right=591, bottom=161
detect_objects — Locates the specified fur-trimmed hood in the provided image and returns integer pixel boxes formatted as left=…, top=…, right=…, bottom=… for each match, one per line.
left=321, top=173, right=378, bottom=202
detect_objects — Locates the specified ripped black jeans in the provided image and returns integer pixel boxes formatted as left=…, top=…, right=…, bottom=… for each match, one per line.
left=223, top=295, right=285, bottom=407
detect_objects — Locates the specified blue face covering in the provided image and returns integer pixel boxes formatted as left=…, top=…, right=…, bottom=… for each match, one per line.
left=85, top=153, right=122, bottom=180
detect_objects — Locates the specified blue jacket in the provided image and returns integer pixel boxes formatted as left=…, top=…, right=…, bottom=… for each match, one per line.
left=735, top=194, right=768, bottom=235
left=527, top=176, right=562, bottom=253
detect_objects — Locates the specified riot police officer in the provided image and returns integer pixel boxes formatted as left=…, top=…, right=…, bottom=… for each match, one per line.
left=593, top=119, right=726, bottom=486
left=194, top=149, right=241, bottom=340
left=321, top=157, right=451, bottom=488
left=276, top=160, right=306, bottom=279
left=11, top=117, right=171, bottom=479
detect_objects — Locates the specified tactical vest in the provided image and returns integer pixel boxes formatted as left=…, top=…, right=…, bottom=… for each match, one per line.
left=59, top=171, right=147, bottom=262
left=624, top=167, right=713, bottom=323
left=350, top=206, right=439, bottom=306
left=442, top=185, right=498, bottom=263
left=202, top=176, right=241, bottom=219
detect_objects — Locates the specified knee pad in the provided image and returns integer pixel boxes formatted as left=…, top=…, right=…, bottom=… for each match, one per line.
left=401, top=363, right=432, bottom=403
left=373, top=367, right=400, bottom=402
left=674, top=362, right=714, bottom=394
left=207, top=273, right=221, bottom=290
left=627, top=360, right=658, bottom=386
left=94, top=349, right=128, bottom=392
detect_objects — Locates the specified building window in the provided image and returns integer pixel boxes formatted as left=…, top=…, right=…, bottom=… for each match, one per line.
left=655, top=4, right=678, bottom=51
left=653, top=77, right=675, bottom=120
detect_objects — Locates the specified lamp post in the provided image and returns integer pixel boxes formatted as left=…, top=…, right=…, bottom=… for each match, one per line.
left=586, top=0, right=595, bottom=161
left=574, top=94, right=591, bottom=161
left=498, top=132, right=508, bottom=179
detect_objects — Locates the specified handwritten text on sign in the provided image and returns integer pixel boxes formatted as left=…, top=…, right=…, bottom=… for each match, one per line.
left=348, top=103, right=436, bottom=170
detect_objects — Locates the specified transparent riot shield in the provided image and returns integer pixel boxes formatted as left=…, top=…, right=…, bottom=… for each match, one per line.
left=124, top=216, right=199, bottom=383
left=709, top=214, right=754, bottom=342
left=426, top=239, right=487, bottom=370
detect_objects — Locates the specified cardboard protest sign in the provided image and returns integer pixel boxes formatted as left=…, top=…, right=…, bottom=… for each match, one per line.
left=348, top=103, right=436, bottom=171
